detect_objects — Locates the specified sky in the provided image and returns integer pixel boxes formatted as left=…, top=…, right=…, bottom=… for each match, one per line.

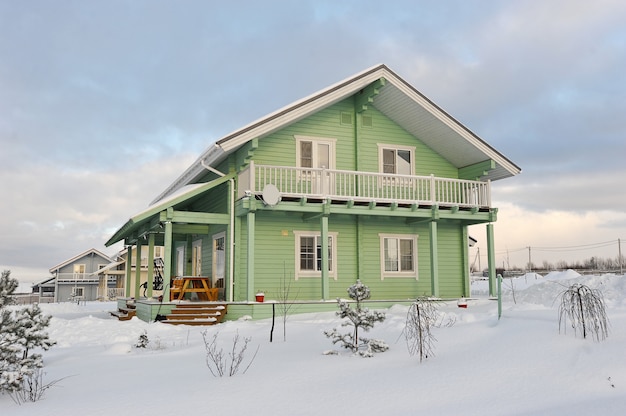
left=1, top=0, right=625, bottom=283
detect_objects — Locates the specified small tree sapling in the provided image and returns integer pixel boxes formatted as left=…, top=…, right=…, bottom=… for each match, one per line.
left=324, top=280, right=388, bottom=357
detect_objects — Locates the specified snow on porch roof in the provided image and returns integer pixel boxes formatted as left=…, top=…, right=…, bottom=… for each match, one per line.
left=105, top=175, right=233, bottom=247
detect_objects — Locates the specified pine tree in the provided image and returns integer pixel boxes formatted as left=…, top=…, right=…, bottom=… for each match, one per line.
left=324, top=280, right=388, bottom=356
left=0, top=270, right=55, bottom=393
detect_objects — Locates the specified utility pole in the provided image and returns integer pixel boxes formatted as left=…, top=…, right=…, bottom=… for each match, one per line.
left=619, top=238, right=623, bottom=275
left=527, top=246, right=532, bottom=273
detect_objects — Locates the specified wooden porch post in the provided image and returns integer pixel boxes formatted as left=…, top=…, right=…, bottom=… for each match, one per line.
left=461, top=225, right=471, bottom=297
left=429, top=220, right=440, bottom=297
left=162, top=221, right=173, bottom=302
left=146, top=232, right=155, bottom=299
left=487, top=223, right=497, bottom=297
left=134, top=241, right=142, bottom=299
left=125, top=246, right=132, bottom=298
left=320, top=214, right=330, bottom=300
left=246, top=210, right=256, bottom=302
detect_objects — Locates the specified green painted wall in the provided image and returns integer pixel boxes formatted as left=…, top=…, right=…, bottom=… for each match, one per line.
left=234, top=211, right=468, bottom=302
left=227, top=93, right=474, bottom=302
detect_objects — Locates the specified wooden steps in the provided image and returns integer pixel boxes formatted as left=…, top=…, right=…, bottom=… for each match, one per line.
left=110, top=301, right=136, bottom=321
left=160, top=303, right=227, bottom=326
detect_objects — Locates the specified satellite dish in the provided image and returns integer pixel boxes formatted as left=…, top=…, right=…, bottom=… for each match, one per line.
left=261, top=184, right=281, bottom=206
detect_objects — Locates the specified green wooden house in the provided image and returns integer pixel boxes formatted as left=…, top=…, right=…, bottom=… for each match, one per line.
left=105, top=64, right=520, bottom=321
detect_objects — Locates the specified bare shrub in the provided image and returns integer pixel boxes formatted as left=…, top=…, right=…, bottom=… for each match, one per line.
left=201, top=330, right=259, bottom=377
left=404, top=297, right=454, bottom=362
left=9, top=369, right=65, bottom=405
left=557, top=283, right=609, bottom=341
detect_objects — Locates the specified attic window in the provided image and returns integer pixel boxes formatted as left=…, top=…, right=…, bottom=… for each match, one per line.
left=340, top=112, right=352, bottom=125
left=362, top=115, right=373, bottom=127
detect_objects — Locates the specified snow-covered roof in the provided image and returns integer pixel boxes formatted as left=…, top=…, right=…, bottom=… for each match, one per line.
left=153, top=64, right=521, bottom=204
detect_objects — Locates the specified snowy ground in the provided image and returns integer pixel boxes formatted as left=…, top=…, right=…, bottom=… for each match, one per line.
left=3, top=271, right=626, bottom=415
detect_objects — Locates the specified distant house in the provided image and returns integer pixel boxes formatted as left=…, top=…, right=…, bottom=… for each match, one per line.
left=106, top=64, right=520, bottom=320
left=34, top=248, right=117, bottom=302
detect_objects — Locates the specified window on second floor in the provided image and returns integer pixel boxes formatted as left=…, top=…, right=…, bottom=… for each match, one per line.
left=295, top=136, right=336, bottom=170
left=73, top=264, right=86, bottom=275
left=378, top=144, right=415, bottom=175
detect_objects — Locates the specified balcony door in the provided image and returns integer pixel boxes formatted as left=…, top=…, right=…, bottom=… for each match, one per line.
left=296, top=136, right=336, bottom=195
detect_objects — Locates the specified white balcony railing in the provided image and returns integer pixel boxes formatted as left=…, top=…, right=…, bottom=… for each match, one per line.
left=55, top=273, right=103, bottom=283
left=239, top=162, right=491, bottom=208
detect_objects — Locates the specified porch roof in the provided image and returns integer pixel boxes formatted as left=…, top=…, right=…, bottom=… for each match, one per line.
left=153, top=64, right=521, bottom=204
left=89, top=260, right=124, bottom=276
left=105, top=174, right=233, bottom=247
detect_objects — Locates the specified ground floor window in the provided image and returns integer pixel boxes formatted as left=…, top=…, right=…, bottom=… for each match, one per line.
left=293, top=231, right=338, bottom=279
left=71, top=287, right=85, bottom=298
left=379, top=234, right=418, bottom=279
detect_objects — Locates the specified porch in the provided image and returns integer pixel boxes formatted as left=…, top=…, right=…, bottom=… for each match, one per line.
left=238, top=162, right=491, bottom=208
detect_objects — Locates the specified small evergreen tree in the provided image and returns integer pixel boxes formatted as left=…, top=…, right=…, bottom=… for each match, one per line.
left=324, top=280, right=388, bottom=357
left=0, top=270, right=56, bottom=394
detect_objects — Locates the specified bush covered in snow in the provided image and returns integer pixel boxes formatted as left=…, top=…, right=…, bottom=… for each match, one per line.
left=0, top=270, right=56, bottom=396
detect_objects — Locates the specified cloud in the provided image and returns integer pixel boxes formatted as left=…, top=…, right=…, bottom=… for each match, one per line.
left=1, top=0, right=626, bottom=281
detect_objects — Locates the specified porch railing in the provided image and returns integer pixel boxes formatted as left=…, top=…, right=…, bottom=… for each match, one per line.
left=238, top=162, right=491, bottom=208
left=98, top=287, right=125, bottom=300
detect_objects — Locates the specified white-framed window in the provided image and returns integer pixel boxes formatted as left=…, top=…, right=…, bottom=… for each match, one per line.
left=71, top=287, right=84, bottom=298
left=192, top=239, right=202, bottom=276
left=176, top=246, right=185, bottom=277
left=73, top=264, right=86, bottom=279
left=293, top=231, right=338, bottom=279
left=378, top=144, right=415, bottom=175
left=379, top=234, right=418, bottom=279
left=295, top=135, right=336, bottom=170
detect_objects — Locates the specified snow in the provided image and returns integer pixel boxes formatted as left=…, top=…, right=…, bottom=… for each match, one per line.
left=3, top=271, right=626, bottom=415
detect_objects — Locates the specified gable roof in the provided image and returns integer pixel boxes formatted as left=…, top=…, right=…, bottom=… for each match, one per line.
left=153, top=63, right=521, bottom=204
left=48, top=248, right=114, bottom=273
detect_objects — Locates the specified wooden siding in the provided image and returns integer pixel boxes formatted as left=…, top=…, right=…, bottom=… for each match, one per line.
left=249, top=99, right=356, bottom=170
left=356, top=106, right=458, bottom=178
left=236, top=211, right=468, bottom=302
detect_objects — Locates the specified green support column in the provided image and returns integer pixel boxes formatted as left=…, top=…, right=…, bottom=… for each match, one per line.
left=146, top=232, right=155, bottom=299
left=162, top=221, right=173, bottom=302
left=134, top=241, right=142, bottom=299
left=487, top=223, right=497, bottom=297
left=124, top=245, right=132, bottom=298
left=429, top=220, right=439, bottom=297
left=461, top=225, right=470, bottom=297
left=246, top=210, right=256, bottom=302
left=320, top=215, right=330, bottom=300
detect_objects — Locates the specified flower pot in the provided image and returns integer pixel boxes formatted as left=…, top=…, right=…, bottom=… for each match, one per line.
left=255, top=293, right=265, bottom=302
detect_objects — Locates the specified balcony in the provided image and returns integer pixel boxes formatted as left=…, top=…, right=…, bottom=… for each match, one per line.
left=55, top=273, right=112, bottom=283
left=238, top=162, right=491, bottom=208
